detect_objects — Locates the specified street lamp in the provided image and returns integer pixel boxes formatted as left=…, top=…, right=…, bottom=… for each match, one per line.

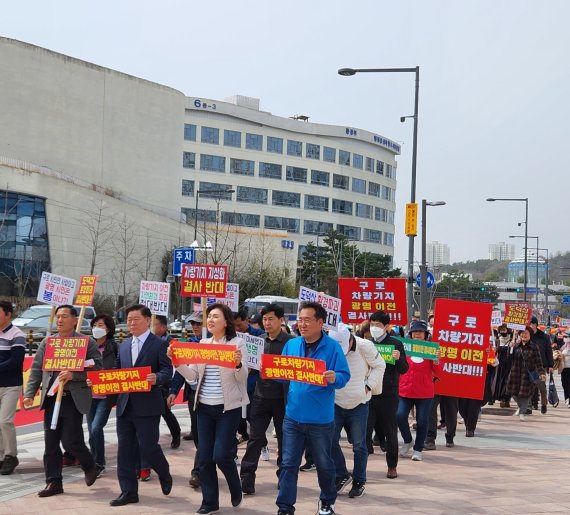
left=339, top=66, right=420, bottom=321
left=420, top=200, right=446, bottom=321
left=194, top=187, right=235, bottom=241
left=509, top=235, right=539, bottom=308
left=486, top=197, right=529, bottom=301
left=538, top=247, right=550, bottom=323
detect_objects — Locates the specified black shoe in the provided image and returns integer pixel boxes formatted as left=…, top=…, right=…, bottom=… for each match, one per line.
left=348, top=480, right=365, bottom=498
left=318, top=501, right=335, bottom=515
left=171, top=434, right=181, bottom=449
left=532, top=404, right=539, bottom=410
left=160, top=474, right=173, bottom=495
left=277, top=511, right=294, bottom=515
left=423, top=440, right=436, bottom=451
left=183, top=432, right=194, bottom=441
left=446, top=441, right=455, bottom=448
left=335, top=473, right=352, bottom=493
left=110, top=492, right=139, bottom=506
left=189, top=470, right=201, bottom=488
left=0, top=455, right=19, bottom=475
left=231, top=490, right=243, bottom=507
left=525, top=408, right=533, bottom=415
left=196, top=506, right=219, bottom=514
left=85, top=465, right=99, bottom=486
left=241, top=476, right=255, bottom=495
left=541, top=405, right=547, bottom=414
left=465, top=430, right=475, bottom=437
left=95, top=464, right=106, bottom=478
left=299, top=461, right=316, bottom=472
left=38, top=482, right=64, bottom=497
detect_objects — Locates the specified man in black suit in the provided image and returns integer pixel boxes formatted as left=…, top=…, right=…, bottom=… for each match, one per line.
left=110, top=304, right=173, bottom=507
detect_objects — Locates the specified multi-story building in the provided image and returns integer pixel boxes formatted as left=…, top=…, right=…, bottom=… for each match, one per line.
left=426, top=241, right=450, bottom=267
left=488, top=241, right=515, bottom=261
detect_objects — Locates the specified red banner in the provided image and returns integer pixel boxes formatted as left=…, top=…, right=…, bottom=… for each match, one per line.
left=87, top=367, right=151, bottom=394
left=260, top=354, right=326, bottom=386
left=503, top=303, right=531, bottom=330
left=42, top=336, right=89, bottom=371
left=75, top=275, right=97, bottom=306
left=338, top=277, right=408, bottom=325
left=433, top=298, right=492, bottom=400
left=180, top=264, right=228, bottom=298
left=170, top=340, right=236, bottom=368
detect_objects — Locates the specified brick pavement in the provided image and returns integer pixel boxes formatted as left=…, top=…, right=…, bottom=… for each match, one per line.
left=1, top=384, right=570, bottom=515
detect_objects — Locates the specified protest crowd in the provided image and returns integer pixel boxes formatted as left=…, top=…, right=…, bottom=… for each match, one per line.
left=1, top=275, right=569, bottom=515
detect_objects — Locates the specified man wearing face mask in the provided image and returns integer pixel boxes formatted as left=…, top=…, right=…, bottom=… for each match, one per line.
left=365, top=311, right=408, bottom=479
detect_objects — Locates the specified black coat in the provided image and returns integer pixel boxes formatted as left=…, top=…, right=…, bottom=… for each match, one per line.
left=374, top=334, right=409, bottom=398
left=531, top=329, right=554, bottom=369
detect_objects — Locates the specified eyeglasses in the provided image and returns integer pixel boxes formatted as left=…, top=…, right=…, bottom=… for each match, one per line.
left=296, top=318, right=317, bottom=325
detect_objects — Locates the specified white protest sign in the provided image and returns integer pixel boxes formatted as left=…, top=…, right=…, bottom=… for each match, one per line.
left=491, top=310, right=503, bottom=327
left=237, top=331, right=265, bottom=371
left=298, top=286, right=341, bottom=330
left=205, top=283, right=239, bottom=312
left=139, top=281, right=170, bottom=316
left=37, top=272, right=77, bottom=306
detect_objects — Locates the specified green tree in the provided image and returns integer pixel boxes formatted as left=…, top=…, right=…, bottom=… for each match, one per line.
left=433, top=269, right=498, bottom=303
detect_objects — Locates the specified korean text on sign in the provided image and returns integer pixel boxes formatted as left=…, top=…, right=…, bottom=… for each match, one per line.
left=237, top=332, right=264, bottom=371
left=139, top=280, right=171, bottom=316
left=338, top=277, right=408, bottom=326
left=396, top=337, right=439, bottom=361
left=87, top=367, right=151, bottom=395
left=260, top=354, right=326, bottom=386
left=75, top=275, right=97, bottom=306
left=298, top=286, right=342, bottom=330
left=503, top=303, right=531, bottom=330
left=180, top=264, right=228, bottom=298
left=37, top=271, right=77, bottom=306
left=170, top=340, right=236, bottom=368
left=374, top=343, right=395, bottom=365
left=432, top=298, right=492, bottom=400
left=42, top=336, right=89, bottom=372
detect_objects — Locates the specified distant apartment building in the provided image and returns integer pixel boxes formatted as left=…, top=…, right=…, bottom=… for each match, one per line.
left=426, top=241, right=450, bottom=267
left=489, top=241, right=515, bottom=261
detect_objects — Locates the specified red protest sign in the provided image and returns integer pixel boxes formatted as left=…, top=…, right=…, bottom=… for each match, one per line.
left=87, top=367, right=151, bottom=395
left=75, top=275, right=97, bottom=306
left=180, top=264, right=228, bottom=298
left=260, top=354, right=326, bottom=386
left=503, top=303, right=531, bottom=330
left=170, top=340, right=236, bottom=368
left=432, top=298, right=492, bottom=400
left=338, top=277, right=408, bottom=325
left=42, top=336, right=89, bottom=371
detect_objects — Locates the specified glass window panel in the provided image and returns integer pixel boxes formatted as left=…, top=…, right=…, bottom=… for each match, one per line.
left=287, top=140, right=302, bottom=157
left=332, top=199, right=353, bottom=215
left=259, top=162, right=282, bottom=179
left=183, top=151, right=195, bottom=169
left=339, top=150, right=350, bottom=166
left=304, top=195, right=329, bottom=211
left=221, top=212, right=260, bottom=228
left=184, top=124, right=196, bottom=141
left=200, top=154, right=226, bottom=172
left=311, top=170, right=329, bottom=186
left=224, top=129, right=241, bottom=148
left=353, top=154, right=363, bottom=169
left=182, top=179, right=194, bottom=197
left=306, top=143, right=320, bottom=160
left=286, top=166, right=307, bottom=183
left=230, top=158, right=254, bottom=176
left=264, top=216, right=300, bottom=233
left=323, top=146, right=336, bottom=163
left=273, top=191, right=300, bottom=208
left=352, top=178, right=366, bottom=194
left=303, top=220, right=333, bottom=235
left=237, top=186, right=268, bottom=204
left=267, top=136, right=283, bottom=154
left=198, top=182, right=233, bottom=199
left=201, top=126, right=219, bottom=144
left=333, top=174, right=349, bottom=190
left=246, top=133, right=263, bottom=150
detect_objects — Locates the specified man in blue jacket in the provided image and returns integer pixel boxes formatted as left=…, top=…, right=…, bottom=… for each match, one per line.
left=275, top=301, right=350, bottom=515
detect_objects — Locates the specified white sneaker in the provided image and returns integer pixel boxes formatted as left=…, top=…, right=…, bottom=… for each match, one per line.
left=411, top=450, right=423, bottom=461
left=514, top=408, right=520, bottom=416
left=261, top=446, right=270, bottom=461
left=399, top=441, right=413, bottom=457
left=519, top=414, right=526, bottom=421
left=458, top=416, right=464, bottom=424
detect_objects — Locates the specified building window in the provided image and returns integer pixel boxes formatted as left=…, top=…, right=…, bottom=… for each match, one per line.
left=323, top=146, right=336, bottom=163
left=200, top=154, right=226, bottom=172
left=355, top=203, right=372, bottom=219
left=267, top=136, right=283, bottom=154
left=311, top=170, right=329, bottom=187
left=363, top=228, right=382, bottom=243
left=386, top=163, right=396, bottom=179
left=222, top=212, right=260, bottom=228
left=237, top=186, right=268, bottom=204
left=246, top=133, right=263, bottom=151
left=287, top=139, right=302, bottom=157
left=382, top=185, right=393, bottom=201
left=198, top=182, right=233, bottom=200
left=376, top=160, right=384, bottom=175
left=305, top=195, right=329, bottom=211
left=339, top=150, right=350, bottom=166
left=337, top=224, right=361, bottom=240
left=286, top=166, right=307, bottom=183
left=304, top=220, right=333, bottom=235
left=224, top=130, right=241, bottom=148
left=264, top=216, right=300, bottom=233
left=332, top=199, right=353, bottom=215
left=353, top=154, right=363, bottom=169
left=184, top=124, right=196, bottom=141
left=273, top=191, right=300, bottom=208
left=352, top=178, right=366, bottom=194
left=306, top=143, right=320, bottom=160
left=368, top=181, right=381, bottom=198
left=183, top=152, right=196, bottom=169
left=333, top=174, right=349, bottom=190
left=259, top=162, right=282, bottom=180
left=182, top=179, right=194, bottom=197
left=384, top=232, right=395, bottom=247
left=365, top=157, right=374, bottom=172
left=230, top=158, right=254, bottom=176
left=181, top=207, right=217, bottom=223
left=201, top=126, right=219, bottom=144
left=375, top=207, right=395, bottom=225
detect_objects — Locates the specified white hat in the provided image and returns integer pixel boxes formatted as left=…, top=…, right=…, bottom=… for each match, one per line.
left=329, top=322, right=351, bottom=355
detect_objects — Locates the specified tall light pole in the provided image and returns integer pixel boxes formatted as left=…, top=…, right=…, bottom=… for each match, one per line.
left=538, top=247, right=550, bottom=323
left=509, top=234, right=538, bottom=308
left=339, top=66, right=419, bottom=322
left=420, top=200, right=446, bottom=321
left=486, top=198, right=529, bottom=301
left=194, top=187, right=235, bottom=241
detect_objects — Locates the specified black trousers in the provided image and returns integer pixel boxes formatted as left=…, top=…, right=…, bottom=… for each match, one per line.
left=427, top=395, right=458, bottom=443
left=240, top=396, right=285, bottom=481
left=161, top=394, right=181, bottom=437
left=43, top=394, right=94, bottom=483
left=366, top=394, right=399, bottom=469
left=188, top=389, right=199, bottom=475
left=458, top=398, right=481, bottom=432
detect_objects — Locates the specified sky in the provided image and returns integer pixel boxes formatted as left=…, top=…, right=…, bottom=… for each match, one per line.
left=3, top=0, right=569, bottom=271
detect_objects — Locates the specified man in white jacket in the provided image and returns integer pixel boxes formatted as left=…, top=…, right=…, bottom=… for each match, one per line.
left=329, top=323, right=385, bottom=499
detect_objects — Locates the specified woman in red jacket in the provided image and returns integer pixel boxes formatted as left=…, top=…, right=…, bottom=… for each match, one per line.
left=397, top=320, right=440, bottom=462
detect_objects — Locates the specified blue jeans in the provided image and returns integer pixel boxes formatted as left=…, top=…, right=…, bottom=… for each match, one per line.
left=331, top=402, right=369, bottom=483
left=196, top=403, right=242, bottom=510
left=86, top=398, right=111, bottom=467
left=397, top=397, right=433, bottom=452
left=277, top=415, right=336, bottom=513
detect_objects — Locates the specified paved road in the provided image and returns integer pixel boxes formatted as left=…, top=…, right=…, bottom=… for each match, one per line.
left=1, top=380, right=569, bottom=514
